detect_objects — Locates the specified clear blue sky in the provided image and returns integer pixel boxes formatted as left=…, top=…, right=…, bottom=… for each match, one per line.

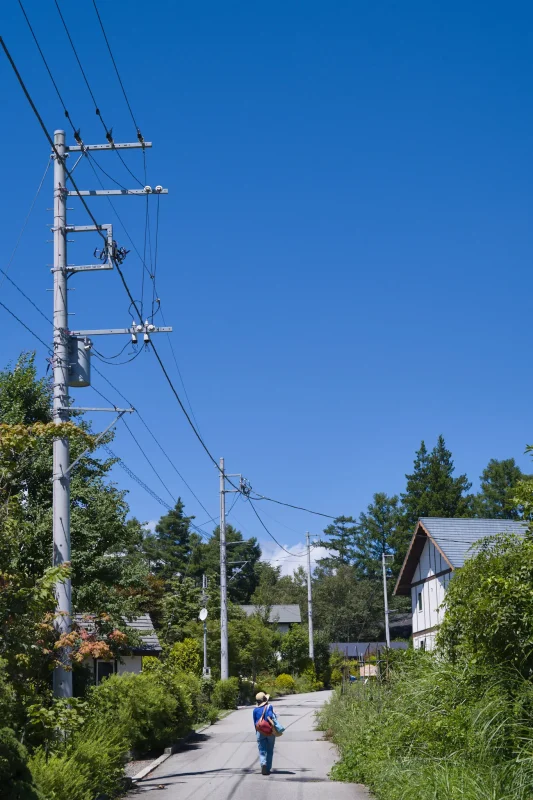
left=2, top=1, right=532, bottom=565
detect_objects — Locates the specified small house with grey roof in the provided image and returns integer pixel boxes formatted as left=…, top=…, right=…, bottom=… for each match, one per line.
left=394, top=518, right=527, bottom=651
left=74, top=613, right=162, bottom=685
left=239, top=604, right=301, bottom=634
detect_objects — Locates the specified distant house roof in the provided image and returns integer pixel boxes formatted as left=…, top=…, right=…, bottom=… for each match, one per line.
left=239, top=604, right=302, bottom=624
left=394, top=517, right=528, bottom=596
left=74, top=613, right=162, bottom=654
left=329, top=642, right=408, bottom=658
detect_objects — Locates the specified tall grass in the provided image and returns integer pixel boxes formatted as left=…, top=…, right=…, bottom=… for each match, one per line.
left=318, top=652, right=533, bottom=800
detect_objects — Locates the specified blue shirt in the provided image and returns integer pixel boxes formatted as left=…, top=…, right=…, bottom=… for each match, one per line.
left=253, top=704, right=274, bottom=728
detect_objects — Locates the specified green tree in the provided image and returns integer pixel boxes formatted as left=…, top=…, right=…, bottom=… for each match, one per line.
left=161, top=577, right=204, bottom=644
left=400, top=436, right=472, bottom=540
left=313, top=565, right=383, bottom=642
left=354, top=492, right=402, bottom=578
left=319, top=516, right=358, bottom=568
left=143, top=500, right=195, bottom=583
left=0, top=355, right=151, bottom=620
left=472, top=458, right=525, bottom=519
left=194, top=524, right=262, bottom=604
left=279, top=624, right=310, bottom=674
left=437, top=533, right=533, bottom=676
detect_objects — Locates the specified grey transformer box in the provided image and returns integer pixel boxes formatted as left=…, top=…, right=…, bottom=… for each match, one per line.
left=68, top=337, right=92, bottom=388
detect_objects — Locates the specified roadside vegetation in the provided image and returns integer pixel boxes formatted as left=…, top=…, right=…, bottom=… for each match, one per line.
left=2, top=353, right=531, bottom=799
left=319, top=531, right=533, bottom=800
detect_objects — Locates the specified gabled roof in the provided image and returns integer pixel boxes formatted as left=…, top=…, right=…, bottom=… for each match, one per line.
left=394, top=517, right=528, bottom=596
left=239, top=604, right=302, bottom=624
left=74, top=613, right=162, bottom=653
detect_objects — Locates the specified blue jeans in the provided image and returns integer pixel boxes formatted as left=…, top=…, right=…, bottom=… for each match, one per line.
left=256, top=731, right=275, bottom=771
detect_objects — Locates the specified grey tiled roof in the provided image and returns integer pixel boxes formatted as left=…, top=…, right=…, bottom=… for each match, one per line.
left=420, top=517, right=528, bottom=569
left=239, top=604, right=302, bottom=624
left=330, top=642, right=408, bottom=658
left=74, top=613, right=162, bottom=653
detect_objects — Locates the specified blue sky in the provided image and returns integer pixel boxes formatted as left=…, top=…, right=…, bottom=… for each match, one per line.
left=2, top=1, right=532, bottom=569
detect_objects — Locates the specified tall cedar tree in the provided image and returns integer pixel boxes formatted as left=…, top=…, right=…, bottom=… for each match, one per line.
left=354, top=492, right=401, bottom=578
left=472, top=458, right=525, bottom=519
left=400, top=436, right=471, bottom=538
left=319, top=515, right=358, bottom=568
left=143, top=499, right=195, bottom=583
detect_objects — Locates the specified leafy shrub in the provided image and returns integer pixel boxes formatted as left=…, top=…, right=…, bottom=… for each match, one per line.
left=330, top=668, right=343, bottom=686
left=167, top=638, right=202, bottom=676
left=213, top=677, right=239, bottom=709
left=30, top=718, right=127, bottom=800
left=88, top=672, right=182, bottom=754
left=0, top=727, right=43, bottom=800
left=294, top=665, right=323, bottom=693
left=275, top=673, right=296, bottom=694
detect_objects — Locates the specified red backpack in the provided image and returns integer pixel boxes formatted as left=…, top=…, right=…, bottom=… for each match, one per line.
left=255, top=704, right=273, bottom=736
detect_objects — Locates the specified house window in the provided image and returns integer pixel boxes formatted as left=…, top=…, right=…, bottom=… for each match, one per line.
left=417, top=591, right=423, bottom=612
left=95, top=659, right=116, bottom=685
left=420, top=639, right=425, bottom=651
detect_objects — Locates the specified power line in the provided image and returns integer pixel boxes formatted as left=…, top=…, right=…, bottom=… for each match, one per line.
left=90, top=0, right=145, bottom=144
left=250, top=491, right=336, bottom=519
left=0, top=158, right=51, bottom=293
left=52, top=0, right=143, bottom=188
left=102, top=443, right=172, bottom=511
left=17, top=0, right=80, bottom=141
left=0, top=37, right=335, bottom=524
left=121, top=415, right=175, bottom=504
left=0, top=300, right=51, bottom=352
left=248, top=498, right=308, bottom=557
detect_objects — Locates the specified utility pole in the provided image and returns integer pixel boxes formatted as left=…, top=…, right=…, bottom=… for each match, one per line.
left=50, top=131, right=170, bottom=697
left=382, top=552, right=393, bottom=649
left=219, top=457, right=228, bottom=680
left=307, top=531, right=314, bottom=662
left=52, top=130, right=72, bottom=698
left=201, top=574, right=209, bottom=677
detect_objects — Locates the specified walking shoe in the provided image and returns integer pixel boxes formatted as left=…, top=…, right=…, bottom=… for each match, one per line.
left=261, top=765, right=269, bottom=775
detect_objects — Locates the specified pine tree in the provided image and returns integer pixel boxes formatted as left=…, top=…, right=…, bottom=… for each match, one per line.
left=143, top=499, right=194, bottom=583
left=472, top=458, right=525, bottom=519
left=400, top=436, right=472, bottom=536
left=354, top=492, right=401, bottom=578
left=319, top=516, right=358, bottom=568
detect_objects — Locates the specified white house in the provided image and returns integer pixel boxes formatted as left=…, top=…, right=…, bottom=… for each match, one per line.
left=239, top=604, right=302, bottom=634
left=75, top=613, right=162, bottom=685
left=394, top=517, right=527, bottom=651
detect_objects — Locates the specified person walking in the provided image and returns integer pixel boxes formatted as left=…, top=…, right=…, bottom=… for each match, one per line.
left=253, top=691, right=275, bottom=775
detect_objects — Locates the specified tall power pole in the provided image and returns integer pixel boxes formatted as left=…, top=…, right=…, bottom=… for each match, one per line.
left=382, top=552, right=392, bottom=648
left=49, top=130, right=170, bottom=697
left=219, top=457, right=229, bottom=680
left=306, top=531, right=314, bottom=662
left=52, top=130, right=72, bottom=699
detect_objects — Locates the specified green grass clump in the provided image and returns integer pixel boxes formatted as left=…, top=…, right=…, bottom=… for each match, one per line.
left=318, top=651, right=533, bottom=800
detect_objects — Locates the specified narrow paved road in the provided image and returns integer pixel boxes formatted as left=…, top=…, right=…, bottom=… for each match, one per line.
left=129, top=690, right=369, bottom=800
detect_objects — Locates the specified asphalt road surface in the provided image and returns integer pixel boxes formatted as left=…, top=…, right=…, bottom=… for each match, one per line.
left=128, top=690, right=369, bottom=800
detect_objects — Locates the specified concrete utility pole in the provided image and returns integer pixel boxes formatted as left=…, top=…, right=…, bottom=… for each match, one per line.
left=306, top=531, right=314, bottom=662
left=202, top=574, right=209, bottom=677
left=382, top=552, right=392, bottom=648
left=52, top=130, right=72, bottom=699
left=219, top=457, right=229, bottom=680
left=50, top=131, right=170, bottom=697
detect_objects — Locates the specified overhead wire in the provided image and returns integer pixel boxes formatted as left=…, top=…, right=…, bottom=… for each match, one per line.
left=0, top=158, right=51, bottom=293
left=17, top=0, right=80, bottom=141
left=90, top=0, right=145, bottom=145
left=247, top=498, right=308, bottom=556
left=52, top=0, right=144, bottom=188
left=0, top=300, right=51, bottom=352
left=1, top=35, right=336, bottom=524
